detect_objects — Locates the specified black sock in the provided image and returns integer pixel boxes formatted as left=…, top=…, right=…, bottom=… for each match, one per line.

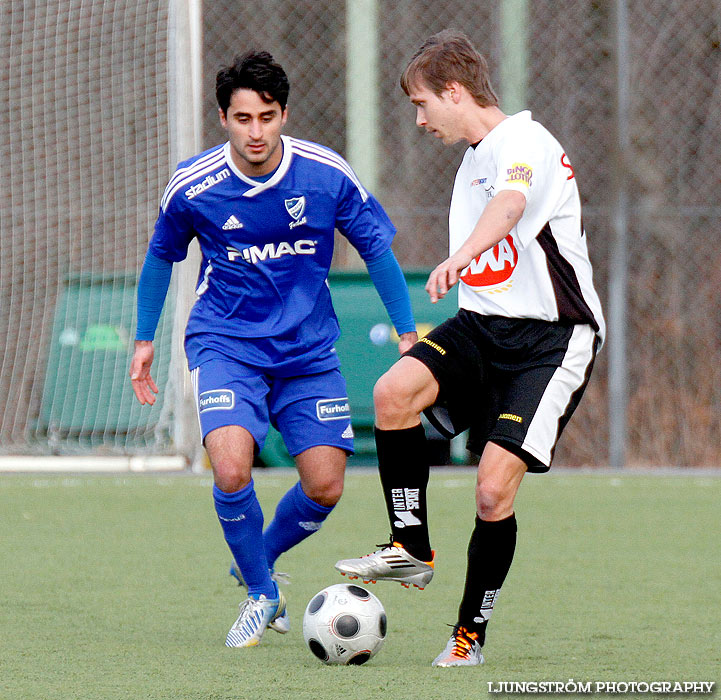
left=457, top=513, right=517, bottom=645
left=375, top=425, right=432, bottom=561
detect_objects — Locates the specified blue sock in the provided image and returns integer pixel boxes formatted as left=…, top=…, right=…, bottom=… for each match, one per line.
left=264, top=481, right=335, bottom=570
left=213, top=481, right=276, bottom=599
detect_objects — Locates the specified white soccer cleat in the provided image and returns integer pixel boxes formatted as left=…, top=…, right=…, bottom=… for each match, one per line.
left=228, top=562, right=290, bottom=633
left=431, top=626, right=484, bottom=667
left=225, top=591, right=288, bottom=648
left=269, top=606, right=290, bottom=634
left=334, top=542, right=434, bottom=589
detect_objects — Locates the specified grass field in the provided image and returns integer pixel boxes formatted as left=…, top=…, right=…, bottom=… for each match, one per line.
left=1, top=469, right=719, bottom=700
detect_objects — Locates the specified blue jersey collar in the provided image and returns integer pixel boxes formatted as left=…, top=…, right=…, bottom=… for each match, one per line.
left=223, top=134, right=294, bottom=197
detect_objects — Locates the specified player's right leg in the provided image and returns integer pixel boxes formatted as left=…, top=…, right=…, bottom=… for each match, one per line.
left=434, top=319, right=596, bottom=666
left=205, top=426, right=287, bottom=646
left=336, top=313, right=485, bottom=589
left=262, top=370, right=351, bottom=572
left=193, top=359, right=285, bottom=646
left=335, top=355, right=438, bottom=589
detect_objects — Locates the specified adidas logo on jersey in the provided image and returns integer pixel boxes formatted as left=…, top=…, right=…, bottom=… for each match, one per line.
left=341, top=424, right=354, bottom=439
left=222, top=215, right=243, bottom=230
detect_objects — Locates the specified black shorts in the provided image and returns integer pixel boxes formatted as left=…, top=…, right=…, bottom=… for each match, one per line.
left=404, top=310, right=598, bottom=472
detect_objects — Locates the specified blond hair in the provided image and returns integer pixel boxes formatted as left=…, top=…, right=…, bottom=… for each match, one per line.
left=400, top=29, right=498, bottom=107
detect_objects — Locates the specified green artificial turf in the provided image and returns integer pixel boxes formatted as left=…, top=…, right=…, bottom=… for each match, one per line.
left=1, top=470, right=719, bottom=699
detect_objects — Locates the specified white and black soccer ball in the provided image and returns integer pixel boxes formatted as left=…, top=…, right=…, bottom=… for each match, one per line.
left=302, top=583, right=387, bottom=665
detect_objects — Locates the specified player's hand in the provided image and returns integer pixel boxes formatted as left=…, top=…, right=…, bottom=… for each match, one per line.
left=129, top=340, right=159, bottom=405
left=425, top=247, right=474, bottom=303
left=397, top=331, right=418, bottom=354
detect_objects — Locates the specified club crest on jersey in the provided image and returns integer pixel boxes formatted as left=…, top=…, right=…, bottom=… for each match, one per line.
left=285, top=196, right=308, bottom=229
left=460, top=234, right=518, bottom=290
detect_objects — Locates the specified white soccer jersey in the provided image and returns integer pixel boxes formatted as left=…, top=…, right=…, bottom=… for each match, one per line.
left=449, top=111, right=605, bottom=344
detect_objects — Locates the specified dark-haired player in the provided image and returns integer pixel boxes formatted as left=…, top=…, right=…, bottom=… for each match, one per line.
left=336, top=30, right=605, bottom=667
left=129, top=50, right=417, bottom=648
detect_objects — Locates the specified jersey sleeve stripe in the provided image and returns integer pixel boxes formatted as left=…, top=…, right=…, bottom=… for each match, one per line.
left=161, top=151, right=227, bottom=211
left=289, top=138, right=363, bottom=188
left=163, top=146, right=225, bottom=194
left=289, top=138, right=368, bottom=201
left=195, top=260, right=213, bottom=296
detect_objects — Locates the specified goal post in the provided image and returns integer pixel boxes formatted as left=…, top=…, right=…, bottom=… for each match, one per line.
left=167, top=0, right=205, bottom=467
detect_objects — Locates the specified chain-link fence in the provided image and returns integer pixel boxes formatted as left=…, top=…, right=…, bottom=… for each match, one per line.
left=2, top=0, right=720, bottom=466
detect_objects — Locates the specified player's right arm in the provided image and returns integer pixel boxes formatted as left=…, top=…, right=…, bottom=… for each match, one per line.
left=129, top=250, right=174, bottom=404
left=426, top=189, right=526, bottom=303
left=130, top=340, right=159, bottom=405
left=129, top=177, right=194, bottom=404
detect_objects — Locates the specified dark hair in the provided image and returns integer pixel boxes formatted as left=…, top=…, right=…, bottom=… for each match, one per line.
left=216, top=50, right=290, bottom=114
left=400, top=29, right=498, bottom=108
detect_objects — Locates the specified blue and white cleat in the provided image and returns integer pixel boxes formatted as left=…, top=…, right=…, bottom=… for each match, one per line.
left=228, top=562, right=290, bottom=633
left=225, top=590, right=288, bottom=648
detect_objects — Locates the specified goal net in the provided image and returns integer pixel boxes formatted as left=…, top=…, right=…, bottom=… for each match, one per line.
left=0, top=0, right=191, bottom=458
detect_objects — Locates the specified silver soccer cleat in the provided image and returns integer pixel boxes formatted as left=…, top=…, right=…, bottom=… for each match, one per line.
left=431, top=626, right=484, bottom=667
left=334, top=541, right=435, bottom=590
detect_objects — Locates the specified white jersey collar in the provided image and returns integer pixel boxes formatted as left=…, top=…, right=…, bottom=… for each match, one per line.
left=473, top=110, right=532, bottom=156
left=223, top=134, right=293, bottom=197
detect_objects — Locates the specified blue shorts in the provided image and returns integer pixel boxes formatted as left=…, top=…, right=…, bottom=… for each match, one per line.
left=190, top=357, right=354, bottom=456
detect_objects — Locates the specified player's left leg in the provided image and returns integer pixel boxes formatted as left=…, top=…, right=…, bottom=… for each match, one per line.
left=262, top=446, right=346, bottom=569
left=334, top=355, right=440, bottom=589
left=228, top=445, right=344, bottom=638
left=435, top=323, right=598, bottom=667
left=433, top=442, right=525, bottom=667
left=261, top=369, right=352, bottom=571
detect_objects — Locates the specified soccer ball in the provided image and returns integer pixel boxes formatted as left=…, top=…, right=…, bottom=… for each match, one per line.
left=302, top=583, right=387, bottom=665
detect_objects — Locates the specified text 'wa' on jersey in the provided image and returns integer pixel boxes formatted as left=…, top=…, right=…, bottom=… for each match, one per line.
left=150, top=135, right=395, bottom=372
left=450, top=110, right=605, bottom=345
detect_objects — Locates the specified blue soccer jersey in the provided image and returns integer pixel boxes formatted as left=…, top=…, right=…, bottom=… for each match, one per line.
left=150, top=135, right=396, bottom=374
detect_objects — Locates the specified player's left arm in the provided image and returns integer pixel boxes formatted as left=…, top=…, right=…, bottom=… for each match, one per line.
left=364, top=249, right=418, bottom=353
left=336, top=176, right=418, bottom=353
left=426, top=189, right=526, bottom=303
